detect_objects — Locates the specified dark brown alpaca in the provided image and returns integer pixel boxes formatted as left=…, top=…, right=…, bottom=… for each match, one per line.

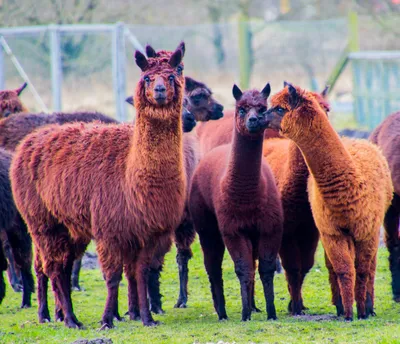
left=0, top=148, right=34, bottom=307
left=11, top=43, right=187, bottom=329
left=262, top=87, right=329, bottom=315
left=370, top=111, right=400, bottom=301
left=266, top=82, right=392, bottom=320
left=0, top=83, right=28, bottom=119
left=189, top=84, right=283, bottom=321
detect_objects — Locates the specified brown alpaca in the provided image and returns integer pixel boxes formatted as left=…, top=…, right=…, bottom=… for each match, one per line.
left=265, top=82, right=393, bottom=320
left=262, top=87, right=329, bottom=315
left=0, top=148, right=34, bottom=307
left=11, top=43, right=186, bottom=329
left=189, top=84, right=283, bottom=321
left=0, top=83, right=28, bottom=119
left=370, top=111, right=400, bottom=301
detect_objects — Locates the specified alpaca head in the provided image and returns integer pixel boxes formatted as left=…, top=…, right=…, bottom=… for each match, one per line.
left=184, top=77, right=224, bottom=121
left=265, top=82, right=329, bottom=139
left=0, top=82, right=28, bottom=119
left=134, top=42, right=185, bottom=113
left=125, top=94, right=196, bottom=133
left=232, top=83, right=270, bottom=137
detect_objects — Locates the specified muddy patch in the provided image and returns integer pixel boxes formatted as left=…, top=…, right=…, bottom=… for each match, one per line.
left=71, top=338, right=112, bottom=344
left=295, top=314, right=337, bottom=322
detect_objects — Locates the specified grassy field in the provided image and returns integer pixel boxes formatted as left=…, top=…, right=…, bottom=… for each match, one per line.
left=0, top=241, right=399, bottom=344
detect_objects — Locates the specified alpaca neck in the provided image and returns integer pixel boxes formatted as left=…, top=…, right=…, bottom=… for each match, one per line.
left=127, top=103, right=184, bottom=184
left=291, top=117, right=360, bottom=202
left=223, top=129, right=264, bottom=202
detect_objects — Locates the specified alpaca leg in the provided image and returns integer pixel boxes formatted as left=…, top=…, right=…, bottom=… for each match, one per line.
left=198, top=228, right=227, bottom=320
left=258, top=231, right=281, bottom=320
left=224, top=235, right=255, bottom=321
left=0, top=243, right=7, bottom=303
left=250, top=256, right=261, bottom=313
left=366, top=252, right=377, bottom=317
left=136, top=243, right=160, bottom=327
left=124, top=261, right=140, bottom=321
left=35, top=252, right=51, bottom=323
left=7, top=218, right=34, bottom=308
left=174, top=216, right=195, bottom=309
left=321, top=233, right=355, bottom=321
left=324, top=251, right=343, bottom=316
left=354, top=235, right=378, bottom=319
left=279, top=235, right=303, bottom=315
left=148, top=234, right=171, bottom=315
left=383, top=200, right=400, bottom=302
left=97, top=240, right=123, bottom=329
left=71, top=258, right=83, bottom=291
left=0, top=230, right=22, bottom=292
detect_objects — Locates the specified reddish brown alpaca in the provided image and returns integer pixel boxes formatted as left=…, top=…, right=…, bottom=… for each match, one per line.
left=266, top=83, right=393, bottom=320
left=0, top=83, right=28, bottom=119
left=125, top=67, right=224, bottom=311
left=189, top=84, right=283, bottom=321
left=11, top=43, right=186, bottom=329
left=262, top=87, right=329, bottom=315
left=370, top=111, right=400, bottom=301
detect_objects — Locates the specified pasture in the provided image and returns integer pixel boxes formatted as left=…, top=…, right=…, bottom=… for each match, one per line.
left=0, top=241, right=399, bottom=344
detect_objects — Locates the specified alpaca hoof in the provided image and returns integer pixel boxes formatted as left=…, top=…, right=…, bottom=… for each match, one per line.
left=252, top=306, right=262, bottom=313
left=344, top=317, right=353, bottom=322
left=65, top=318, right=83, bottom=329
left=114, top=314, right=125, bottom=322
left=241, top=312, right=251, bottom=321
left=393, top=295, right=400, bottom=303
left=151, top=307, right=165, bottom=315
left=218, top=315, right=228, bottom=322
left=39, top=317, right=51, bottom=323
left=98, top=323, right=113, bottom=331
left=174, top=300, right=187, bottom=308
left=21, top=303, right=31, bottom=309
left=144, top=320, right=159, bottom=327
left=72, top=285, right=84, bottom=292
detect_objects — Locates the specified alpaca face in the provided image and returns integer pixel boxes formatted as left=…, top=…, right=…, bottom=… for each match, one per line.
left=125, top=94, right=195, bottom=132
left=134, top=43, right=185, bottom=110
left=0, top=83, right=27, bottom=119
left=265, top=83, right=329, bottom=137
left=232, top=84, right=270, bottom=136
left=184, top=77, right=224, bottom=121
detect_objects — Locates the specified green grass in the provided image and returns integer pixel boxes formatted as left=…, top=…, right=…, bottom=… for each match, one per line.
left=1, top=241, right=400, bottom=344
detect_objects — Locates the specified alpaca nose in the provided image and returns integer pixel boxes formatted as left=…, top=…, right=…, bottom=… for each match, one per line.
left=248, top=116, right=258, bottom=123
left=155, top=84, right=166, bottom=93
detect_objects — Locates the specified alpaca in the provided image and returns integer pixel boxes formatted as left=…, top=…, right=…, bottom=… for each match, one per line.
left=265, top=82, right=393, bottom=320
left=370, top=111, right=400, bottom=301
left=11, top=43, right=187, bottom=329
left=189, top=84, right=283, bottom=321
left=0, top=83, right=28, bottom=119
left=262, top=87, right=329, bottom=315
left=0, top=148, right=34, bottom=307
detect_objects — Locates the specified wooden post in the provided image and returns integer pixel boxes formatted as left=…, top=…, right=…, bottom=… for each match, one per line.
left=112, top=22, right=126, bottom=122
left=238, top=13, right=252, bottom=89
left=0, top=43, right=4, bottom=90
left=50, top=25, right=62, bottom=111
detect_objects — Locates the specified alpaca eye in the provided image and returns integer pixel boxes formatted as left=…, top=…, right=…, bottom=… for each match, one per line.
left=239, top=108, right=246, bottom=117
left=144, top=76, right=150, bottom=83
left=277, top=107, right=284, bottom=114
left=177, top=66, right=183, bottom=75
left=259, top=106, right=267, bottom=114
left=169, top=75, right=175, bottom=83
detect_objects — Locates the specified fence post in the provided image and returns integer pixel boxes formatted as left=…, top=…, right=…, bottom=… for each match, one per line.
left=112, top=22, right=126, bottom=121
left=50, top=25, right=62, bottom=111
left=0, top=43, right=4, bottom=90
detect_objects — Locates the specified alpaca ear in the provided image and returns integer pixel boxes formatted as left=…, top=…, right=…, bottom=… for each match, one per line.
left=232, top=84, right=243, bottom=101
left=283, top=81, right=289, bottom=88
left=125, top=96, right=134, bottom=106
left=169, top=48, right=183, bottom=68
left=135, top=50, right=149, bottom=71
left=321, top=85, right=329, bottom=98
left=185, top=77, right=198, bottom=92
left=145, top=45, right=157, bottom=58
left=261, top=83, right=271, bottom=99
left=178, top=41, right=185, bottom=57
left=16, top=82, right=27, bottom=96
left=287, top=84, right=299, bottom=108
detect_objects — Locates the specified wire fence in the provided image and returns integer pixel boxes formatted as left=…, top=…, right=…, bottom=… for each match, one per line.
left=0, top=18, right=399, bottom=130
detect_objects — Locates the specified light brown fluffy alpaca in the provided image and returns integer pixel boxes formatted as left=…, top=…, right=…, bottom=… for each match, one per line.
left=265, top=83, right=393, bottom=320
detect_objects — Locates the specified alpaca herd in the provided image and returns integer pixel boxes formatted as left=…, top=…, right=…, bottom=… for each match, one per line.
left=0, top=42, right=399, bottom=332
